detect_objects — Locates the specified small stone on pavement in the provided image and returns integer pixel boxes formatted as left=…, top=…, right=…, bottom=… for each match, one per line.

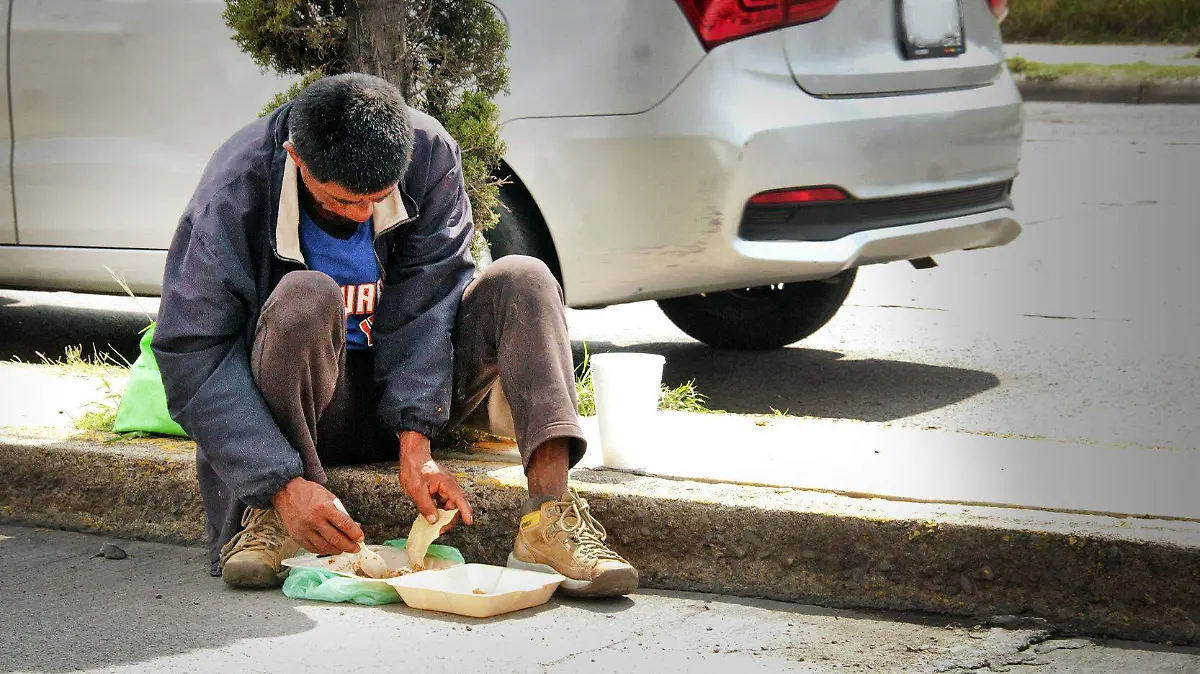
left=99, top=543, right=127, bottom=560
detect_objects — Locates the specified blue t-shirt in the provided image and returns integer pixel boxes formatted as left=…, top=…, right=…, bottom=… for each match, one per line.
left=298, top=207, right=381, bottom=350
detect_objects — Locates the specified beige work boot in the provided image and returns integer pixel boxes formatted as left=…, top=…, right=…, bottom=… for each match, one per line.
left=507, top=490, right=639, bottom=598
left=219, top=507, right=300, bottom=589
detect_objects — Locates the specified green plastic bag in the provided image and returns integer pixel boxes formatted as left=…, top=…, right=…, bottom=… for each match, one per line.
left=112, top=324, right=189, bottom=437
left=282, top=539, right=465, bottom=605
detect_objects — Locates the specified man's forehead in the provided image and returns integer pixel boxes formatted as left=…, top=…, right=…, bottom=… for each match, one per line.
left=324, top=181, right=395, bottom=203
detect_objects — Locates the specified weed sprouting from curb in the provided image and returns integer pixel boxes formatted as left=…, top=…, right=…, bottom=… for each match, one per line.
left=660, top=380, right=721, bottom=414
left=75, top=369, right=124, bottom=433
left=575, top=344, right=597, bottom=417
left=17, top=344, right=131, bottom=379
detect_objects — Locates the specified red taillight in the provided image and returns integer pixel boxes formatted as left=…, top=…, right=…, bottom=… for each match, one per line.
left=749, top=187, right=848, bottom=205
left=986, top=0, right=1008, bottom=22
left=675, top=0, right=841, bottom=50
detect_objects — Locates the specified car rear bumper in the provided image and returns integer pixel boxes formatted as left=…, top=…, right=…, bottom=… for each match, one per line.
left=733, top=207, right=1020, bottom=281
left=499, top=31, right=1025, bottom=307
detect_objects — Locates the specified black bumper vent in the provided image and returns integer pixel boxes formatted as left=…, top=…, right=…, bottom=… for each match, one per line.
left=739, top=181, right=1014, bottom=242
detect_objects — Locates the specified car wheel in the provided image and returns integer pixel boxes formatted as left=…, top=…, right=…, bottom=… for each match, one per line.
left=481, top=183, right=562, bottom=283
left=656, top=270, right=857, bottom=350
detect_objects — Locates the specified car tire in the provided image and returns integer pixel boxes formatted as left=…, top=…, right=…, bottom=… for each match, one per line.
left=656, top=270, right=857, bottom=350
left=482, top=183, right=562, bottom=283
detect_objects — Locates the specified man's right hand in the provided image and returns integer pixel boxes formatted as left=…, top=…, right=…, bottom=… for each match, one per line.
left=271, top=477, right=364, bottom=556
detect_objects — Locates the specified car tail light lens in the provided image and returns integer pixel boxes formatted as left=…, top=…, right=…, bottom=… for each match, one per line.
left=749, top=187, right=849, bottom=205
left=986, top=0, right=1008, bottom=22
left=675, top=0, right=841, bottom=50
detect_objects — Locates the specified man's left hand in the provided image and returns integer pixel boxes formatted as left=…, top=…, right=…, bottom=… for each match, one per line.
left=398, top=431, right=474, bottom=531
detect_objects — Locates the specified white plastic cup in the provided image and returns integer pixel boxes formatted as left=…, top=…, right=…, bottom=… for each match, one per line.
left=589, top=353, right=665, bottom=470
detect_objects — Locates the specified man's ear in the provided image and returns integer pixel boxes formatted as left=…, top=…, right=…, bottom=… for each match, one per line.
left=283, top=141, right=303, bottom=168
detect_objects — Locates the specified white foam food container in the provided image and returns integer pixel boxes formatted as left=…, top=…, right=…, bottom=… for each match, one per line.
left=281, top=545, right=462, bottom=587
left=387, top=563, right=566, bottom=618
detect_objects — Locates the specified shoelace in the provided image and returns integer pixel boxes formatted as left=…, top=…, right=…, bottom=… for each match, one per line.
left=559, top=492, right=625, bottom=563
left=223, top=508, right=288, bottom=556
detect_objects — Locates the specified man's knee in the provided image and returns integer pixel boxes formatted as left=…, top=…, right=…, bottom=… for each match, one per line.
left=480, top=255, right=562, bottom=303
left=264, top=271, right=344, bottom=333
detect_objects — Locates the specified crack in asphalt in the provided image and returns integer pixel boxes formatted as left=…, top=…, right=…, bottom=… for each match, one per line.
left=537, top=629, right=645, bottom=668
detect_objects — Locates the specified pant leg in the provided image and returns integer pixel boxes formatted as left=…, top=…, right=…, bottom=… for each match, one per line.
left=198, top=270, right=351, bottom=574
left=447, top=255, right=587, bottom=469
left=314, top=350, right=395, bottom=467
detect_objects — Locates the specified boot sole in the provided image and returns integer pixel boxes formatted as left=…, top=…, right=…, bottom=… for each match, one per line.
left=506, top=553, right=639, bottom=598
left=221, top=560, right=287, bottom=589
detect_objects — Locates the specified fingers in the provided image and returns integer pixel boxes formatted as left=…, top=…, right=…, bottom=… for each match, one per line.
left=297, top=528, right=337, bottom=556
left=410, top=480, right=440, bottom=524
left=315, top=518, right=360, bottom=555
left=325, top=507, right=365, bottom=545
left=435, top=478, right=473, bottom=526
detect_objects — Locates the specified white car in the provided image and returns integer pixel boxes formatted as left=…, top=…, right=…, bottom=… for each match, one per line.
left=0, top=0, right=1022, bottom=350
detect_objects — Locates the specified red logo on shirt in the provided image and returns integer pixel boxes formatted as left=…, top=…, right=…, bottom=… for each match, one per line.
left=341, top=281, right=383, bottom=317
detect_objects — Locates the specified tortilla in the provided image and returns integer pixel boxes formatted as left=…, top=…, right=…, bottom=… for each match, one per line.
left=406, top=508, right=457, bottom=570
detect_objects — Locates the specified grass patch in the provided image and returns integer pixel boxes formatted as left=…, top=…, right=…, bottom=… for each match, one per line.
left=1007, top=56, right=1200, bottom=81
left=76, top=402, right=119, bottom=433
left=17, top=344, right=131, bottom=378
left=575, top=346, right=597, bottom=417
left=660, top=379, right=722, bottom=414
left=1005, top=0, right=1200, bottom=44
left=11, top=345, right=131, bottom=434
left=573, top=346, right=720, bottom=416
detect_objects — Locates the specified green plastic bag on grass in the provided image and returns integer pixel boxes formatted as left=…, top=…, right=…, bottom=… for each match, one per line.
left=282, top=539, right=465, bottom=605
left=112, top=324, right=188, bottom=437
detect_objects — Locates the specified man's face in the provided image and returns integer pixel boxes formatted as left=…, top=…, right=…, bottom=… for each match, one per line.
left=285, top=143, right=395, bottom=227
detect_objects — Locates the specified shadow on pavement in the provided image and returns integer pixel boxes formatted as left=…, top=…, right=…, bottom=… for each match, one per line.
left=0, top=290, right=998, bottom=424
left=573, top=341, right=1000, bottom=422
left=0, top=301, right=151, bottom=365
left=0, top=526, right=315, bottom=674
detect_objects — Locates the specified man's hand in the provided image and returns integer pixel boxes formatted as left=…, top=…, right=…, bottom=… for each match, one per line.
left=271, top=477, right=364, bottom=556
left=398, top=431, right=474, bottom=530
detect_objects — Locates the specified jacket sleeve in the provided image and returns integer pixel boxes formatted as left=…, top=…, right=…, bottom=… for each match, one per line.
left=152, top=201, right=303, bottom=508
left=373, top=135, right=476, bottom=440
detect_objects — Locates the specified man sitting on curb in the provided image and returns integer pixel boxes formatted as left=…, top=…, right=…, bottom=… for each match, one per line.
left=152, top=73, right=637, bottom=598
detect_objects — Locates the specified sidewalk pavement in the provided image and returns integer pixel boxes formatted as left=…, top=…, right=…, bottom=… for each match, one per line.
left=1, top=362, right=1197, bottom=644
left=10, top=526, right=1198, bottom=673
left=1005, top=43, right=1200, bottom=104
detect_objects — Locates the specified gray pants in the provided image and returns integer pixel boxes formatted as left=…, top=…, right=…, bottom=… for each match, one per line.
left=197, top=256, right=586, bottom=574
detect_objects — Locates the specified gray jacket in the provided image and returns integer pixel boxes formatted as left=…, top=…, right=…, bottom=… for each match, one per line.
left=152, top=101, right=475, bottom=508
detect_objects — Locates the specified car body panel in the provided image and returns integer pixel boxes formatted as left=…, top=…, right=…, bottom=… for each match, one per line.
left=501, top=30, right=1023, bottom=307
left=0, top=0, right=14, bottom=245
left=0, top=245, right=166, bottom=295
left=8, top=0, right=292, bottom=249
left=783, top=0, right=1006, bottom=96
left=0, top=0, right=1024, bottom=308
left=490, top=0, right=704, bottom=121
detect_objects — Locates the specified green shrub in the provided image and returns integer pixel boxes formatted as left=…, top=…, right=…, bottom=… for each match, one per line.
left=1004, top=0, right=1200, bottom=44
left=225, top=0, right=509, bottom=237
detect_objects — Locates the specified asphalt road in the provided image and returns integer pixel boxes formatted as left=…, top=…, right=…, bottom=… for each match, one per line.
left=1, top=103, right=1197, bottom=453
left=2, top=526, right=1196, bottom=674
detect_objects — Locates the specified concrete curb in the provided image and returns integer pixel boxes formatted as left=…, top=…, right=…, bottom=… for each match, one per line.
left=2, top=428, right=1197, bottom=645
left=1015, top=76, right=1200, bottom=104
